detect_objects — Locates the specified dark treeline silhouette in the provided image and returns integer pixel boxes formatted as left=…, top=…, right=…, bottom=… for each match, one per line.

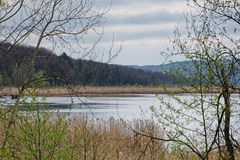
left=0, top=43, right=177, bottom=86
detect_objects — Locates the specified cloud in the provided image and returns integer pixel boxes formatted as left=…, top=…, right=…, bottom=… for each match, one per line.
left=92, top=0, right=188, bottom=65
left=106, top=12, right=185, bottom=25
left=108, top=1, right=187, bottom=17
left=105, top=22, right=176, bottom=32
left=101, top=25, right=178, bottom=44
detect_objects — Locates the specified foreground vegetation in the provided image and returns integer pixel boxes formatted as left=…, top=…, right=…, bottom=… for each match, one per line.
left=1, top=107, right=238, bottom=160
left=0, top=107, right=165, bottom=160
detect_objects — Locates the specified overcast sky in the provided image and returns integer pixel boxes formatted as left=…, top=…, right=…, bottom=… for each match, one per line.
left=95, top=0, right=188, bottom=65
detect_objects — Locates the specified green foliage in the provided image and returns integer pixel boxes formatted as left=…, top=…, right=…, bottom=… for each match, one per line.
left=0, top=82, right=74, bottom=159
left=0, top=98, right=74, bottom=160
left=10, top=113, right=72, bottom=160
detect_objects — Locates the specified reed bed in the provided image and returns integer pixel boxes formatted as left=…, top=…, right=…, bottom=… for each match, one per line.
left=0, top=108, right=184, bottom=160
left=0, top=109, right=239, bottom=159
left=0, top=86, right=226, bottom=97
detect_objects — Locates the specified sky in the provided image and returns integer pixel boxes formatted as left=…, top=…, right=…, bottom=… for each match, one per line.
left=7, top=0, right=239, bottom=66
left=6, top=0, right=189, bottom=66
left=94, top=0, right=188, bottom=65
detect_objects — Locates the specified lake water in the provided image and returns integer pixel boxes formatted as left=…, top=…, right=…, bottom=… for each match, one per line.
left=19, top=94, right=162, bottom=120
left=1, top=94, right=240, bottom=123
left=1, top=93, right=240, bottom=142
left=19, top=94, right=240, bottom=132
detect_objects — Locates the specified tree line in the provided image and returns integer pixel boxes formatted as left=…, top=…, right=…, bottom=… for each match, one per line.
left=0, top=43, right=177, bottom=87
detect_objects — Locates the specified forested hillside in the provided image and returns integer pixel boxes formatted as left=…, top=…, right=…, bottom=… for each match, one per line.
left=0, top=43, right=177, bottom=86
left=129, top=61, right=194, bottom=73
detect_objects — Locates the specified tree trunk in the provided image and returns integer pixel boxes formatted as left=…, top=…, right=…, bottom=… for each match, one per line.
left=223, top=91, right=234, bottom=160
left=222, top=69, right=235, bottom=160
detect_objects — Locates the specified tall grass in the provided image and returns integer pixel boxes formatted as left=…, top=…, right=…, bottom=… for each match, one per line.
left=0, top=106, right=237, bottom=159
left=0, top=86, right=224, bottom=96
left=0, top=106, right=169, bottom=160
left=70, top=116, right=167, bottom=160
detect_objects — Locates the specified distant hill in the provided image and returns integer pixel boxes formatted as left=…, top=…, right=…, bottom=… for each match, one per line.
left=129, top=60, right=240, bottom=86
left=129, top=61, right=194, bottom=73
left=0, top=43, right=178, bottom=86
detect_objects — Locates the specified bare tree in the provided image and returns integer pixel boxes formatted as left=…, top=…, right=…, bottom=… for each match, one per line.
left=0, top=0, right=107, bottom=93
left=0, top=0, right=110, bottom=158
left=148, top=0, right=240, bottom=159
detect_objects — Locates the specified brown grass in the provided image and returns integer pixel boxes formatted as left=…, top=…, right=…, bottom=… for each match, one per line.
left=69, top=117, right=167, bottom=160
left=0, top=109, right=239, bottom=160
left=0, top=86, right=228, bottom=97
left=0, top=110, right=170, bottom=160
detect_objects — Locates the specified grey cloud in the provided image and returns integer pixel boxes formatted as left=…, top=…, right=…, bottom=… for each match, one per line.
left=101, top=27, right=175, bottom=43
left=106, top=12, right=185, bottom=25
left=97, top=0, right=183, bottom=6
left=93, top=0, right=188, bottom=65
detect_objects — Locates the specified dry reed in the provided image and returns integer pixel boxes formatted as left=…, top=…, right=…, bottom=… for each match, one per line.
left=0, top=86, right=227, bottom=97
left=0, top=109, right=239, bottom=160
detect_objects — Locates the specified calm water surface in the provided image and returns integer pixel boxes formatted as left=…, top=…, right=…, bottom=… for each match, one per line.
left=2, top=94, right=240, bottom=122
left=24, top=94, right=162, bottom=120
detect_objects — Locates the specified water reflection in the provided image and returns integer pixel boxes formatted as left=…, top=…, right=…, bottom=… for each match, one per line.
left=0, top=94, right=160, bottom=120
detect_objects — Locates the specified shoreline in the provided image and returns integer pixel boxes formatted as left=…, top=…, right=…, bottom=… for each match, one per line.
left=0, top=86, right=229, bottom=97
